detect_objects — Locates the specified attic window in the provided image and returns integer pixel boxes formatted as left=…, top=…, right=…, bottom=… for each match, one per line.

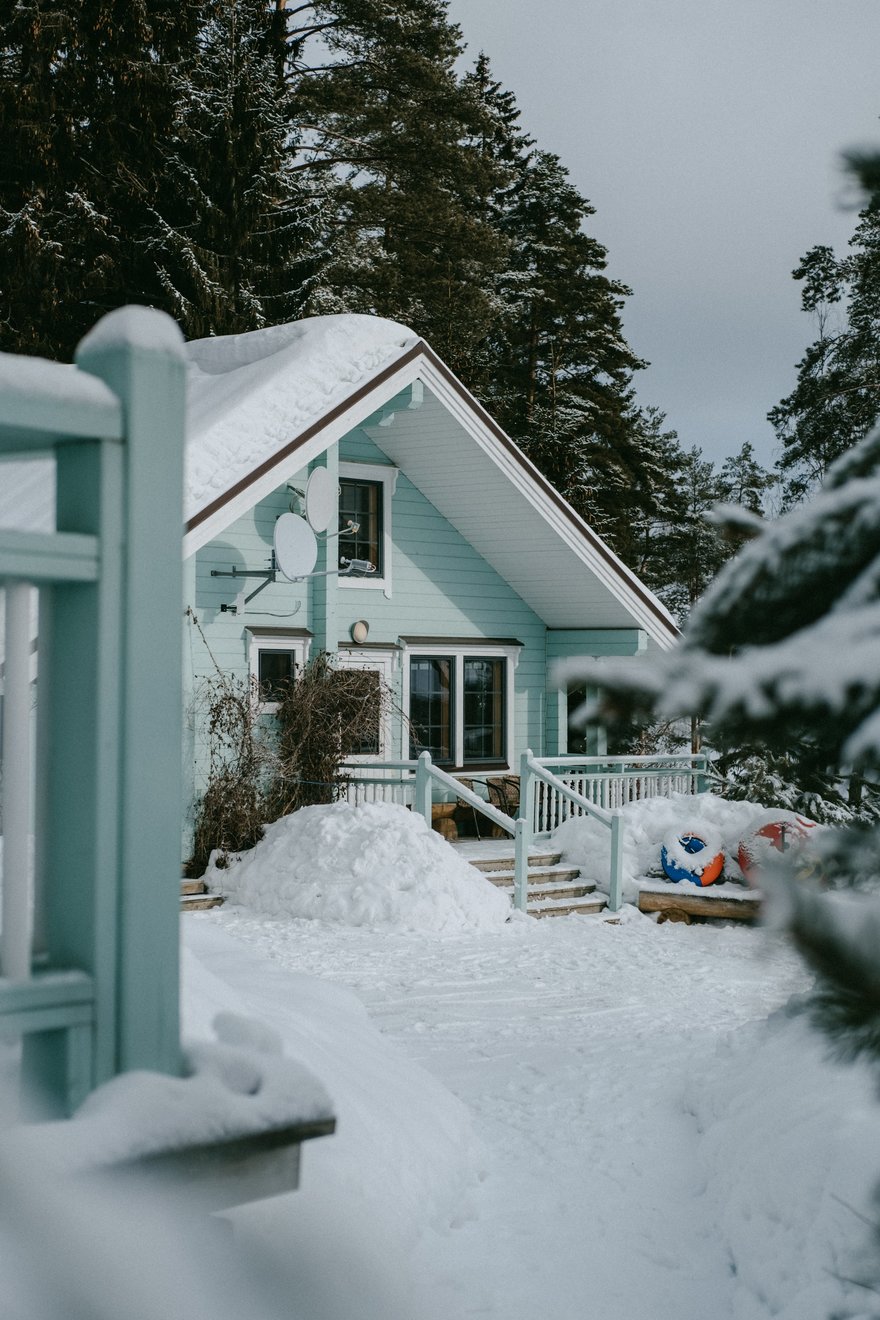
left=339, top=479, right=383, bottom=576
left=338, top=461, right=397, bottom=597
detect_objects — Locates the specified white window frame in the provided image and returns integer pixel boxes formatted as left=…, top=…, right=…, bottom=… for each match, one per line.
left=336, top=647, right=398, bottom=762
left=247, top=632, right=310, bottom=713
left=401, top=642, right=520, bottom=770
left=338, top=461, right=398, bottom=600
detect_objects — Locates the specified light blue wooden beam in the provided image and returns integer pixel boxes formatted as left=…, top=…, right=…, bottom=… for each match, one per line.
left=0, top=529, right=99, bottom=583
left=76, top=309, right=186, bottom=1081
left=26, top=430, right=126, bottom=1106
left=0, top=352, right=122, bottom=451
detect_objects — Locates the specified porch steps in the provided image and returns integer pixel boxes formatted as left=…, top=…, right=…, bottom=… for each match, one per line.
left=462, top=845, right=607, bottom=919
left=180, top=879, right=224, bottom=912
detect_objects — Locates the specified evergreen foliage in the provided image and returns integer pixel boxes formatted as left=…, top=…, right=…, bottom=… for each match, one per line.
left=155, top=0, right=322, bottom=338
left=0, top=0, right=205, bottom=359
left=291, top=1, right=508, bottom=377
left=771, top=188, right=880, bottom=506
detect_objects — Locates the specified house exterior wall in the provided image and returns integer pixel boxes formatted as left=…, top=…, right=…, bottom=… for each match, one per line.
left=544, top=628, right=647, bottom=756
left=182, top=421, right=551, bottom=847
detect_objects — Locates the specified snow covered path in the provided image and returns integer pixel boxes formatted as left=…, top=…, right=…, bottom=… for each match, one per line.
left=180, top=906, right=879, bottom=1320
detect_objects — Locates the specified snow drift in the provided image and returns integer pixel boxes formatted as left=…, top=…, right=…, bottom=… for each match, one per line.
left=554, top=791, right=819, bottom=901
left=211, top=801, right=511, bottom=932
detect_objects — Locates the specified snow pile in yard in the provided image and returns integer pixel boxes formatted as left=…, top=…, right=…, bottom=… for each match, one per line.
left=213, top=801, right=511, bottom=932
left=554, top=791, right=818, bottom=900
left=185, top=314, right=415, bottom=520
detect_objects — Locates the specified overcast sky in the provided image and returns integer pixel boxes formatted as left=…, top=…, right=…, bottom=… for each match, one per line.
left=446, top=0, right=880, bottom=468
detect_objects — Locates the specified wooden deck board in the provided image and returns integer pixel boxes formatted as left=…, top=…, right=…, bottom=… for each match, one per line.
left=638, top=883, right=762, bottom=922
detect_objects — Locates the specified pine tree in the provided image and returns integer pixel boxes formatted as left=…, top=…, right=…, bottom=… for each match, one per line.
left=484, top=142, right=646, bottom=525
left=290, top=0, right=508, bottom=377
left=151, top=0, right=322, bottom=338
left=0, top=0, right=314, bottom=357
left=0, top=0, right=114, bottom=357
left=770, top=192, right=880, bottom=506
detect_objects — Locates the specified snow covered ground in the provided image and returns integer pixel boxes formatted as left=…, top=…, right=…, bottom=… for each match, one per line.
left=5, top=799, right=880, bottom=1317
left=185, top=892, right=880, bottom=1320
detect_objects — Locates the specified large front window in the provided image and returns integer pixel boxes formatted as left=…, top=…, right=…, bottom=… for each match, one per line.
left=409, top=657, right=453, bottom=762
left=407, top=648, right=514, bottom=767
left=463, top=658, right=505, bottom=761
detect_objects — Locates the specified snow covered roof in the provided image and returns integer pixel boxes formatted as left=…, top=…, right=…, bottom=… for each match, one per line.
left=185, top=314, right=417, bottom=524
left=0, top=312, right=678, bottom=648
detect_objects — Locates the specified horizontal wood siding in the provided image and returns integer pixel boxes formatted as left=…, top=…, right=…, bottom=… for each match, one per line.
left=183, top=415, right=550, bottom=832
left=339, top=427, right=545, bottom=761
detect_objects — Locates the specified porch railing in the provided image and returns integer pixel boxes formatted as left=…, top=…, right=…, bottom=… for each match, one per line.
left=529, top=753, right=708, bottom=833
left=341, top=750, right=708, bottom=916
left=0, top=307, right=186, bottom=1117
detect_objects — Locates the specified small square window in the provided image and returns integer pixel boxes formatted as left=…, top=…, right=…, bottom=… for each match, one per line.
left=258, top=648, right=296, bottom=704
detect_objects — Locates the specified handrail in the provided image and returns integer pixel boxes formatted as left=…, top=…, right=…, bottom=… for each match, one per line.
left=534, top=752, right=708, bottom=767
left=419, top=758, right=516, bottom=837
left=523, top=752, right=624, bottom=913
left=413, top=752, right=530, bottom=912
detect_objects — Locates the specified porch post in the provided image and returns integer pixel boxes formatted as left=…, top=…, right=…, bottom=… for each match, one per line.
left=608, top=813, right=624, bottom=913
left=415, top=751, right=433, bottom=828
left=513, top=817, right=529, bottom=912
left=76, top=308, right=185, bottom=1080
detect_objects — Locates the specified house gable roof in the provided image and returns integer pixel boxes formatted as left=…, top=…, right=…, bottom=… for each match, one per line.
left=0, top=313, right=678, bottom=649
left=182, top=315, right=678, bottom=650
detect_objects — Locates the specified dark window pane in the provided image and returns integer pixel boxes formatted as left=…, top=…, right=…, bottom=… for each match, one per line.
left=409, top=657, right=453, bottom=762
left=339, top=479, right=383, bottom=575
left=346, top=669, right=381, bottom=756
left=258, top=649, right=295, bottom=703
left=567, top=684, right=587, bottom=755
left=463, top=658, right=505, bottom=762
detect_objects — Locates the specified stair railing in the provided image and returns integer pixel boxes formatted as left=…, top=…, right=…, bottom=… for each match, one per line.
left=521, top=751, right=624, bottom=913
left=413, top=752, right=531, bottom=912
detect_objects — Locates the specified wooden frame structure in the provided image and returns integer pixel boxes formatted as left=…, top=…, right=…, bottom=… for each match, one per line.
left=0, top=307, right=185, bottom=1117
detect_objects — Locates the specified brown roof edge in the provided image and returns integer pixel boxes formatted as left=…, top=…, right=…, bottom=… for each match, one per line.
left=185, top=341, right=424, bottom=535
left=416, top=343, right=681, bottom=642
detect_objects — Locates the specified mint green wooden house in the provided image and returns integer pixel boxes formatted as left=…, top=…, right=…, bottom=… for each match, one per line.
left=2, top=313, right=683, bottom=918
left=180, top=314, right=680, bottom=846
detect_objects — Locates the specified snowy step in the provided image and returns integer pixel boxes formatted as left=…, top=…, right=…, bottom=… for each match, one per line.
left=467, top=851, right=563, bottom=874
left=486, top=865, right=586, bottom=890
left=529, top=894, right=607, bottom=919
left=180, top=892, right=225, bottom=912
left=180, top=879, right=225, bottom=912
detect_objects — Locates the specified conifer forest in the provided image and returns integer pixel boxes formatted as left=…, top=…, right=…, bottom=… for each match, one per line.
left=2, top=0, right=879, bottom=685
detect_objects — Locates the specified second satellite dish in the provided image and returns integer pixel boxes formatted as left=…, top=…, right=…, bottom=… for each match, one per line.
left=305, top=466, right=336, bottom=533
left=274, top=513, right=318, bottom=580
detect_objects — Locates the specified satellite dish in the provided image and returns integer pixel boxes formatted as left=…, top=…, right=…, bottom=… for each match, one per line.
left=305, top=467, right=336, bottom=533
left=274, top=513, right=318, bottom=580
